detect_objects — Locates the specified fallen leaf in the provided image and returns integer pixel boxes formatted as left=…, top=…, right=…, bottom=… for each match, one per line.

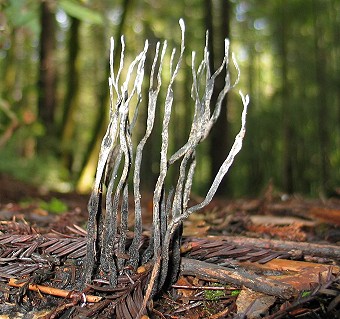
left=241, top=259, right=340, bottom=291
left=175, top=276, right=196, bottom=298
left=236, top=288, right=276, bottom=319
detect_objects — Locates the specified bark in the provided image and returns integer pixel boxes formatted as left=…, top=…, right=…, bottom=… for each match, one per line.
left=60, top=17, right=81, bottom=172
left=180, top=257, right=296, bottom=298
left=206, top=0, right=231, bottom=196
left=38, top=0, right=57, bottom=135
left=334, top=0, right=340, bottom=135
left=279, top=0, right=294, bottom=194
left=312, top=0, right=329, bottom=193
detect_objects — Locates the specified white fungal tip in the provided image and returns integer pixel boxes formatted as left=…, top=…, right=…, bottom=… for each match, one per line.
left=179, top=18, right=185, bottom=31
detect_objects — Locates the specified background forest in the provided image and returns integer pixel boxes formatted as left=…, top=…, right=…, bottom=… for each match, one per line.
left=0, top=0, right=339, bottom=198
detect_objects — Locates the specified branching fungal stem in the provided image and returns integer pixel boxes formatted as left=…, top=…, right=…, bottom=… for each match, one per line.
left=82, top=20, right=249, bottom=299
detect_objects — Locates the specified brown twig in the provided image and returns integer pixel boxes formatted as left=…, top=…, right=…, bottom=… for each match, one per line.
left=180, top=257, right=297, bottom=299
left=137, top=253, right=162, bottom=319
left=172, top=284, right=239, bottom=291
left=8, top=278, right=102, bottom=303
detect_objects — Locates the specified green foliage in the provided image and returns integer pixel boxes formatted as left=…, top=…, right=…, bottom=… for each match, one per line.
left=231, top=289, right=241, bottom=296
left=204, top=289, right=226, bottom=301
left=19, top=197, right=68, bottom=214
left=301, top=291, right=312, bottom=298
left=203, top=286, right=240, bottom=301
left=59, top=0, right=104, bottom=24
left=3, top=0, right=39, bottom=33
left=38, top=197, right=68, bottom=214
left=203, top=284, right=226, bottom=301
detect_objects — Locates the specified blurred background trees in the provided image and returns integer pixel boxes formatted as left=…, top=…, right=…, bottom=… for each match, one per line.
left=0, top=0, right=339, bottom=197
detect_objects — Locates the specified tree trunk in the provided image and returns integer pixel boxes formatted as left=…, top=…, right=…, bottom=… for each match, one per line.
left=206, top=0, right=231, bottom=196
left=38, top=0, right=57, bottom=139
left=279, top=0, right=294, bottom=194
left=331, top=0, right=340, bottom=192
left=60, top=17, right=81, bottom=173
left=312, top=0, right=329, bottom=194
left=245, top=46, right=262, bottom=195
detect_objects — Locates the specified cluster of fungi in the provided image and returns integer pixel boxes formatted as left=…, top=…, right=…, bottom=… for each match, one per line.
left=81, top=19, right=249, bottom=315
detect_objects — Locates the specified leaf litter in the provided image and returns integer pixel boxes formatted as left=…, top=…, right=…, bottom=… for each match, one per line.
left=0, top=179, right=339, bottom=318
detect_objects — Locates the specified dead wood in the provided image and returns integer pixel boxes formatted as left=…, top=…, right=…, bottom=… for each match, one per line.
left=212, top=235, right=340, bottom=260
left=180, top=257, right=297, bottom=299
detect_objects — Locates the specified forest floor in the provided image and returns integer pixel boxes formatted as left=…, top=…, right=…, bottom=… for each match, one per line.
left=0, top=173, right=339, bottom=319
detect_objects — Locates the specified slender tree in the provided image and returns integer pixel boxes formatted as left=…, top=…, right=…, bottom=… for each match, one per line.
left=278, top=0, right=294, bottom=194
left=206, top=0, right=231, bottom=195
left=312, top=0, right=330, bottom=193
left=37, top=0, right=57, bottom=141
left=60, top=17, right=81, bottom=172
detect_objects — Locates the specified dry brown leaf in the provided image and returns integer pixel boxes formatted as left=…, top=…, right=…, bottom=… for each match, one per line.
left=175, top=276, right=196, bottom=298
left=241, top=259, right=339, bottom=291
left=236, top=288, right=276, bottom=319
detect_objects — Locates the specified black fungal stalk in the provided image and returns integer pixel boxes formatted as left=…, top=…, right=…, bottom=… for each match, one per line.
left=81, top=19, right=249, bottom=301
